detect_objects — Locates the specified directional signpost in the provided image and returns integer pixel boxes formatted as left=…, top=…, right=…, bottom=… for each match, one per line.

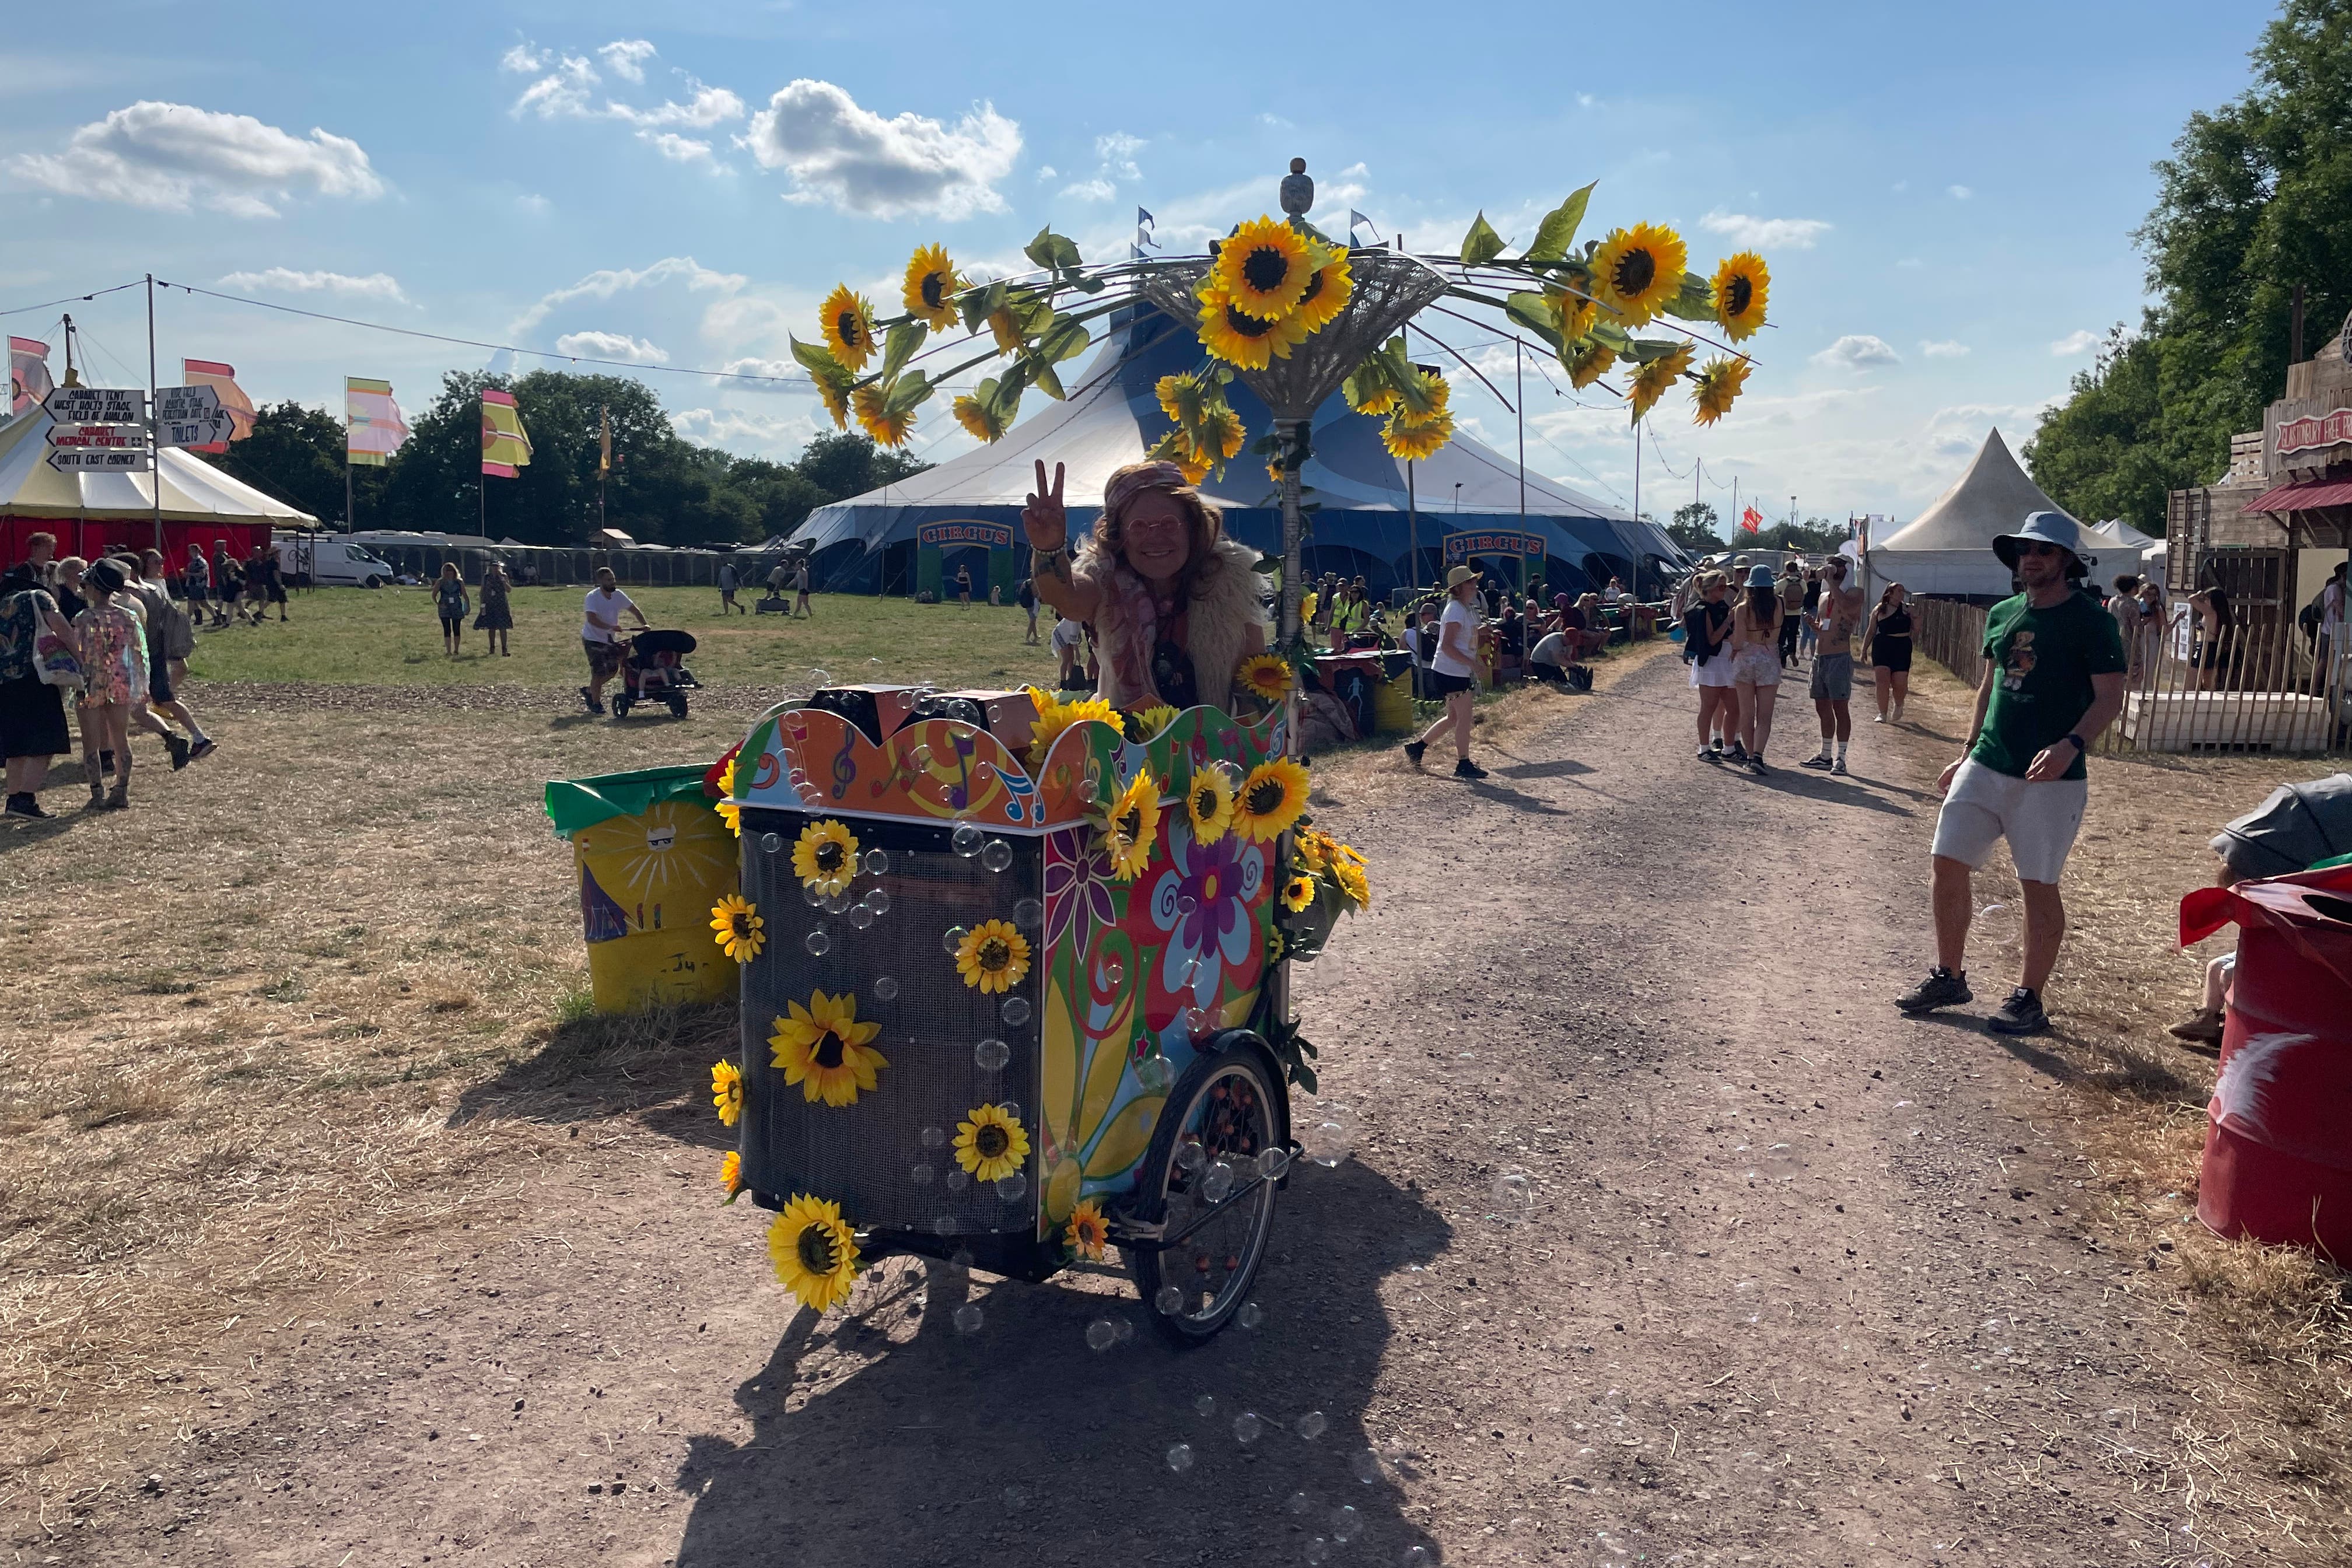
left=43, top=386, right=144, bottom=426
left=155, top=384, right=234, bottom=449
left=42, top=386, right=154, bottom=473
left=48, top=447, right=154, bottom=473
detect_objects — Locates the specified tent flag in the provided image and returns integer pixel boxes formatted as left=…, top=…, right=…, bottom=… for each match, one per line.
left=598, top=404, right=611, bottom=476
left=182, top=358, right=257, bottom=453
left=1739, top=504, right=1762, bottom=534
left=346, top=376, right=410, bottom=467
left=482, top=388, right=532, bottom=478
left=10, top=337, right=54, bottom=415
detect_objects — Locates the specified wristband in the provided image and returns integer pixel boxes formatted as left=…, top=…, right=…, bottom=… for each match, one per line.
left=2060, top=733, right=2085, bottom=752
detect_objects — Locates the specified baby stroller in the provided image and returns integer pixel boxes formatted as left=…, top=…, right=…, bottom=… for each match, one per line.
left=611, top=629, right=701, bottom=719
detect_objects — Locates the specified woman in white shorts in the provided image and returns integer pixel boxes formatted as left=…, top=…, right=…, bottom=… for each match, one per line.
left=1728, top=565, right=1784, bottom=775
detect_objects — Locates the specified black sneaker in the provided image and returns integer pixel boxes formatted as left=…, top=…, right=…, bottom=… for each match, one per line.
left=1987, top=988, right=2050, bottom=1036
left=579, top=686, right=606, bottom=715
left=166, top=734, right=191, bottom=771
left=1402, top=740, right=1426, bottom=767
left=1698, top=746, right=1722, bottom=764
left=1746, top=755, right=1768, bottom=776
left=1799, top=752, right=1833, bottom=770
left=1453, top=758, right=1489, bottom=780
left=4, top=793, right=48, bottom=820
left=1895, top=967, right=1972, bottom=1014
left=1725, top=741, right=1748, bottom=762
left=187, top=737, right=217, bottom=764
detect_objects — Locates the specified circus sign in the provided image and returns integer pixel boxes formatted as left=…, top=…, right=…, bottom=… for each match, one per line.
left=1441, top=528, right=1548, bottom=564
left=2277, top=407, right=2352, bottom=461
left=916, top=519, right=1014, bottom=549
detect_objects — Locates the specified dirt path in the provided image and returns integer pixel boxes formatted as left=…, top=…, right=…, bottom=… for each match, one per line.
left=52, top=653, right=2243, bottom=1566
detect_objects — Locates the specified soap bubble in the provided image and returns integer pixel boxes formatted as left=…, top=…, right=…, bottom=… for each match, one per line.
left=1013, top=897, right=1043, bottom=929
left=863, top=888, right=891, bottom=915
left=1114, top=1317, right=1134, bottom=1343
left=1298, top=1105, right=1354, bottom=1168
left=1078, top=776, right=1099, bottom=805
left=1000, top=996, right=1031, bottom=1027
left=952, top=823, right=984, bottom=857
left=804, top=929, right=832, bottom=957
left=1183, top=1007, right=1211, bottom=1037
left=946, top=1168, right=971, bottom=1193
left=1490, top=1170, right=1532, bottom=1217
left=801, top=883, right=827, bottom=908
left=1256, top=1147, right=1292, bottom=1181
left=1330, top=1506, right=1361, bottom=1542
left=1194, top=1394, right=1217, bottom=1417
left=982, top=839, right=1013, bottom=873
left=1175, top=1140, right=1208, bottom=1174
left=1287, top=1492, right=1312, bottom=1516
left=863, top=848, right=889, bottom=876
left=848, top=905, right=875, bottom=930
left=929, top=1214, right=957, bottom=1237
left=942, top=925, right=969, bottom=954
left=822, top=892, right=850, bottom=915
left=808, top=668, right=831, bottom=688
left=1232, top=1412, right=1263, bottom=1444
left=785, top=712, right=807, bottom=736
left=950, top=1248, right=974, bottom=1276
left=1199, top=1160, right=1236, bottom=1204
left=993, top=1171, right=1027, bottom=1202
left=874, top=976, right=900, bottom=1002
left=1085, top=1318, right=1117, bottom=1352
left=1236, top=1301, right=1265, bottom=1330
left=1306, top=1540, right=1331, bottom=1566
left=920, top=1125, right=946, bottom=1149
left=975, top=1038, right=1011, bottom=1071
left=760, top=832, right=782, bottom=854
left=1101, top=957, right=1125, bottom=986
left=1002, top=1485, right=1026, bottom=1511
left=1349, top=1449, right=1381, bottom=1483
left=1177, top=895, right=1196, bottom=917
left=909, top=1163, right=933, bottom=1185
left=951, top=1303, right=982, bottom=1334
left=1154, top=1285, right=1185, bottom=1315
left=912, top=744, right=933, bottom=768
left=1296, top=1410, right=1327, bottom=1440
left=1136, top=1056, right=1174, bottom=1094
left=1165, top=1444, right=1194, bottom=1474
left=998, top=1101, right=1020, bottom=1121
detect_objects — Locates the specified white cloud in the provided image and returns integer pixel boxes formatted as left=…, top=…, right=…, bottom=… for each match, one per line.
left=1919, top=339, right=1970, bottom=358
left=219, top=267, right=408, bottom=303
left=1035, top=164, right=1057, bottom=181
left=746, top=79, right=1020, bottom=220
left=597, top=39, right=656, bottom=83
left=1811, top=334, right=1901, bottom=371
left=715, top=356, right=798, bottom=380
left=554, top=330, right=666, bottom=362
left=2050, top=328, right=2101, bottom=356
left=512, top=54, right=600, bottom=119
left=1576, top=93, right=1598, bottom=108
left=1700, top=210, right=1831, bottom=250
left=1060, top=177, right=1116, bottom=202
left=511, top=256, right=745, bottom=334
left=672, top=404, right=820, bottom=453
left=608, top=83, right=745, bottom=130
left=499, top=43, right=547, bottom=74
left=1095, top=131, right=1143, bottom=181
left=517, top=192, right=551, bottom=216
left=1947, top=184, right=1972, bottom=200
left=8, top=100, right=382, bottom=218
left=641, top=131, right=715, bottom=165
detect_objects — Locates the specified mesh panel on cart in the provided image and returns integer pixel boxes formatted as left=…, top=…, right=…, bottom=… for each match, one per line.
left=738, top=808, right=1042, bottom=1238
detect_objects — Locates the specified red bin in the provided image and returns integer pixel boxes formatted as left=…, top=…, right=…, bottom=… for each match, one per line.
left=2179, top=865, right=2352, bottom=1259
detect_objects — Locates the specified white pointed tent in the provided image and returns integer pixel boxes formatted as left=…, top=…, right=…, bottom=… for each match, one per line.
left=1868, top=428, right=2116, bottom=598
left=0, top=401, right=313, bottom=561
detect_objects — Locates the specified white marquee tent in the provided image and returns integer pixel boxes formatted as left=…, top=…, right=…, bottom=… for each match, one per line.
left=1867, top=428, right=2143, bottom=598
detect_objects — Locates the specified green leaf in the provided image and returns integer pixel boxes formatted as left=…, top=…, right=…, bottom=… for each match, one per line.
left=1024, top=226, right=1082, bottom=272
left=960, top=281, right=1006, bottom=335
left=789, top=336, right=844, bottom=378
left=1522, top=182, right=1595, bottom=263
left=883, top=369, right=933, bottom=415
left=1459, top=212, right=1506, bottom=266
left=1589, top=320, right=1634, bottom=353
left=1624, top=338, right=1688, bottom=364
left=1030, top=358, right=1066, bottom=402
left=880, top=320, right=925, bottom=382
left=1659, top=271, right=1717, bottom=323
left=1060, top=269, right=1106, bottom=295
left=1038, top=313, right=1091, bottom=365
left=1504, top=291, right=1564, bottom=349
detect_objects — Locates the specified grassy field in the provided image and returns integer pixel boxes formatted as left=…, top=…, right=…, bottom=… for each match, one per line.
left=187, top=585, right=1063, bottom=694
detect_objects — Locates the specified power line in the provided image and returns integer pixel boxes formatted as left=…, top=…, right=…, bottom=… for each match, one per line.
left=0, top=279, right=145, bottom=321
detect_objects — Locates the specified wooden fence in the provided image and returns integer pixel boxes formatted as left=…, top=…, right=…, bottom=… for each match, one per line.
left=1909, top=594, right=2351, bottom=757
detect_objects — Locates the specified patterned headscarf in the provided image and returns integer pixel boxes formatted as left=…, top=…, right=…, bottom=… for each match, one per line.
left=1102, top=461, right=1188, bottom=522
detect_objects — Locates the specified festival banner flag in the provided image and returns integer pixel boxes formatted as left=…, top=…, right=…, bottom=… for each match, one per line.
left=598, top=404, right=612, bottom=476
left=182, top=358, right=258, bottom=453
left=9, top=336, right=54, bottom=415
left=1738, top=504, right=1763, bottom=535
left=481, top=388, right=532, bottom=477
left=346, top=376, right=410, bottom=467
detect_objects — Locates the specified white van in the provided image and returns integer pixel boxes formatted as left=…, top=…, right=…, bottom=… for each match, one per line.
left=275, top=538, right=397, bottom=589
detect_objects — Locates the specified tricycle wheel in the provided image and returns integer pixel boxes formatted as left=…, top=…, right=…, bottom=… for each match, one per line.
left=668, top=695, right=689, bottom=718
left=610, top=697, right=631, bottom=719
left=1126, top=1041, right=1281, bottom=1345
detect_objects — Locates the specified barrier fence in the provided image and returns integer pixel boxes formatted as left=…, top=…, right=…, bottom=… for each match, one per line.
left=1910, top=594, right=2352, bottom=757
left=352, top=544, right=766, bottom=590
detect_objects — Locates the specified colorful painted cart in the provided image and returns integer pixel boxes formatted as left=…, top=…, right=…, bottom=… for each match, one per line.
left=722, top=692, right=1334, bottom=1342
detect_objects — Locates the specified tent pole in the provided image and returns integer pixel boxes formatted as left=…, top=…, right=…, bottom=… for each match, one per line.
left=1516, top=340, right=1527, bottom=600
left=146, top=274, right=162, bottom=555
left=1407, top=459, right=1417, bottom=597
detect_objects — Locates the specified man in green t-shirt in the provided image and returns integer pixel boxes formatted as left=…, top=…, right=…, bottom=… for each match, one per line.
left=1896, top=512, right=2128, bottom=1035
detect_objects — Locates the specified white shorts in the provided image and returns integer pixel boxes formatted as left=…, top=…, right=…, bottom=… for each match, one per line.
left=1691, top=653, right=1738, bottom=688
left=1930, top=758, right=2089, bottom=884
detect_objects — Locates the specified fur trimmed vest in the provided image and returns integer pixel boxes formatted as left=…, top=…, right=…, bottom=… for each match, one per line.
left=1082, top=536, right=1269, bottom=711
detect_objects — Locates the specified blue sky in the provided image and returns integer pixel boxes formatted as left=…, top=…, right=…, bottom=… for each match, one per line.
left=0, top=0, right=2280, bottom=525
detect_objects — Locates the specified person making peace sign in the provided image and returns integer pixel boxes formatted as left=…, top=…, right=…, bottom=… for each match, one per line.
left=1022, top=459, right=1268, bottom=711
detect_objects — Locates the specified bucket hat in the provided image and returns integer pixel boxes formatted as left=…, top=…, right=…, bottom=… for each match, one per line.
left=1993, top=511, right=2088, bottom=576
left=1745, top=565, right=1777, bottom=589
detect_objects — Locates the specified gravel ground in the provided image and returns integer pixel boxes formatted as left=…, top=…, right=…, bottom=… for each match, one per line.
left=51, top=653, right=2267, bottom=1566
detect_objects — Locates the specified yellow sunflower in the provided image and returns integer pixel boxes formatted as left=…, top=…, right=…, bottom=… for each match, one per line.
left=1629, top=343, right=1696, bottom=424
left=1233, top=757, right=1311, bottom=844
left=769, top=988, right=889, bottom=1107
left=1027, top=690, right=1118, bottom=767
left=1711, top=252, right=1770, bottom=341
left=955, top=919, right=1032, bottom=995
left=1212, top=216, right=1314, bottom=320
left=1332, top=857, right=1371, bottom=910
left=951, top=393, right=1005, bottom=443
left=1130, top=703, right=1182, bottom=738
left=902, top=244, right=963, bottom=332
left=1346, top=370, right=1401, bottom=417
left=1293, top=830, right=1329, bottom=874
left=1184, top=766, right=1235, bottom=845
left=853, top=383, right=914, bottom=448
left=814, top=370, right=851, bottom=430
left=986, top=305, right=1024, bottom=355
left=1198, top=293, right=1306, bottom=371
left=1280, top=873, right=1316, bottom=913
left=769, top=1193, right=860, bottom=1313
left=1289, top=248, right=1353, bottom=335
left=1156, top=373, right=1203, bottom=425
left=1567, top=342, right=1619, bottom=390
left=720, top=1149, right=747, bottom=1205
left=1171, top=448, right=1212, bottom=485
left=1065, top=1198, right=1110, bottom=1261
left=710, top=893, right=765, bottom=963
left=1555, top=291, right=1599, bottom=341
left=1101, top=766, right=1163, bottom=882
left=820, top=285, right=877, bottom=373
left=1587, top=222, right=1688, bottom=328
left=1395, top=369, right=1451, bottom=428
left=1237, top=653, right=1293, bottom=702
left=793, top=819, right=859, bottom=895
left=1382, top=411, right=1453, bottom=461
left=716, top=748, right=745, bottom=836
left=1691, top=356, right=1752, bottom=426
left=1195, top=402, right=1247, bottom=461
left=954, top=1102, right=1031, bottom=1183
left=712, top=1058, right=744, bottom=1126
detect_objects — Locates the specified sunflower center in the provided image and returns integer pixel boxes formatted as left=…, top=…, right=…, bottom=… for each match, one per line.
left=1192, top=786, right=1216, bottom=817
left=1245, top=780, right=1284, bottom=814
left=813, top=1030, right=846, bottom=1070
left=1724, top=275, right=1752, bottom=315
left=1241, top=247, right=1292, bottom=294
left=1118, top=807, right=1143, bottom=842
left=731, top=915, right=752, bottom=937
left=815, top=842, right=844, bottom=872
left=1223, top=304, right=1277, bottom=340
left=1611, top=249, right=1656, bottom=298
left=1296, top=268, right=1324, bottom=309
left=978, top=937, right=1010, bottom=972
left=796, top=1224, right=837, bottom=1275
left=835, top=313, right=863, bottom=348
left=922, top=272, right=946, bottom=309
left=976, top=1124, right=1009, bottom=1159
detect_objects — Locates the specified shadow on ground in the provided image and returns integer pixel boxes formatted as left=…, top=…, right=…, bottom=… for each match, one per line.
left=449, top=999, right=734, bottom=1143
left=673, top=1157, right=1448, bottom=1568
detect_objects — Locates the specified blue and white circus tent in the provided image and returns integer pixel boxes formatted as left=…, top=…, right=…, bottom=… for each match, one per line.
left=789, top=305, right=1689, bottom=600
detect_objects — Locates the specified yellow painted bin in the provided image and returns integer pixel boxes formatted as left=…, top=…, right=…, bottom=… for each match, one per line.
left=543, top=765, right=739, bottom=1014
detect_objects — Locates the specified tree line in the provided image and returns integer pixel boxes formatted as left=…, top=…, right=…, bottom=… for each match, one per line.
left=1667, top=502, right=1852, bottom=556
left=2025, top=0, right=2352, bottom=532
left=197, top=368, right=928, bottom=546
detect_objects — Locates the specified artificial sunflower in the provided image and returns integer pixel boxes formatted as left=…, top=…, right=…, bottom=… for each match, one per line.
left=1381, top=411, right=1453, bottom=461
left=955, top=919, right=1032, bottom=995
left=1197, top=293, right=1306, bottom=371
left=1346, top=372, right=1401, bottom=417
left=1587, top=222, right=1688, bottom=328
left=769, top=988, right=889, bottom=1107
left=1156, top=373, right=1203, bottom=425
left=716, top=748, right=745, bottom=836
left=951, top=393, right=1006, bottom=443
left=1567, top=343, right=1618, bottom=390
left=954, top=1102, right=1031, bottom=1183
left=720, top=1149, right=747, bottom=1205
left=1066, top=1199, right=1110, bottom=1262
left=1184, top=766, right=1235, bottom=846
left=710, top=892, right=765, bottom=963
left=712, top=1058, right=744, bottom=1127
left=902, top=243, right=964, bottom=332
left=1026, top=689, right=1118, bottom=767
left=1293, top=828, right=1329, bottom=873
left=1280, top=873, right=1316, bottom=913
left=1628, top=343, right=1696, bottom=424
left=1232, top=757, right=1311, bottom=844
left=793, top=819, right=860, bottom=895
left=1212, top=216, right=1314, bottom=320
left=1237, top=653, right=1293, bottom=702
left=1289, top=249, right=1353, bottom=335
left=1555, top=292, right=1599, bottom=341
left=1394, top=369, right=1451, bottom=428
left=1332, top=856, right=1371, bottom=910
left=1130, top=703, right=1182, bottom=739
left=769, top=1193, right=860, bottom=1313
left=1171, top=447, right=1212, bottom=485
left=1691, top=356, right=1752, bottom=426
left=1101, top=766, right=1163, bottom=881
left=1195, top=402, right=1247, bottom=462
left=985, top=304, right=1024, bottom=355
left=820, top=285, right=877, bottom=373
left=1711, top=251, right=1770, bottom=341
left=814, top=368, right=852, bottom=430
left=853, top=383, right=914, bottom=448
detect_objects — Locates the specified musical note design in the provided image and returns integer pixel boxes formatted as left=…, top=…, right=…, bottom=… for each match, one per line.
left=828, top=729, right=856, bottom=802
